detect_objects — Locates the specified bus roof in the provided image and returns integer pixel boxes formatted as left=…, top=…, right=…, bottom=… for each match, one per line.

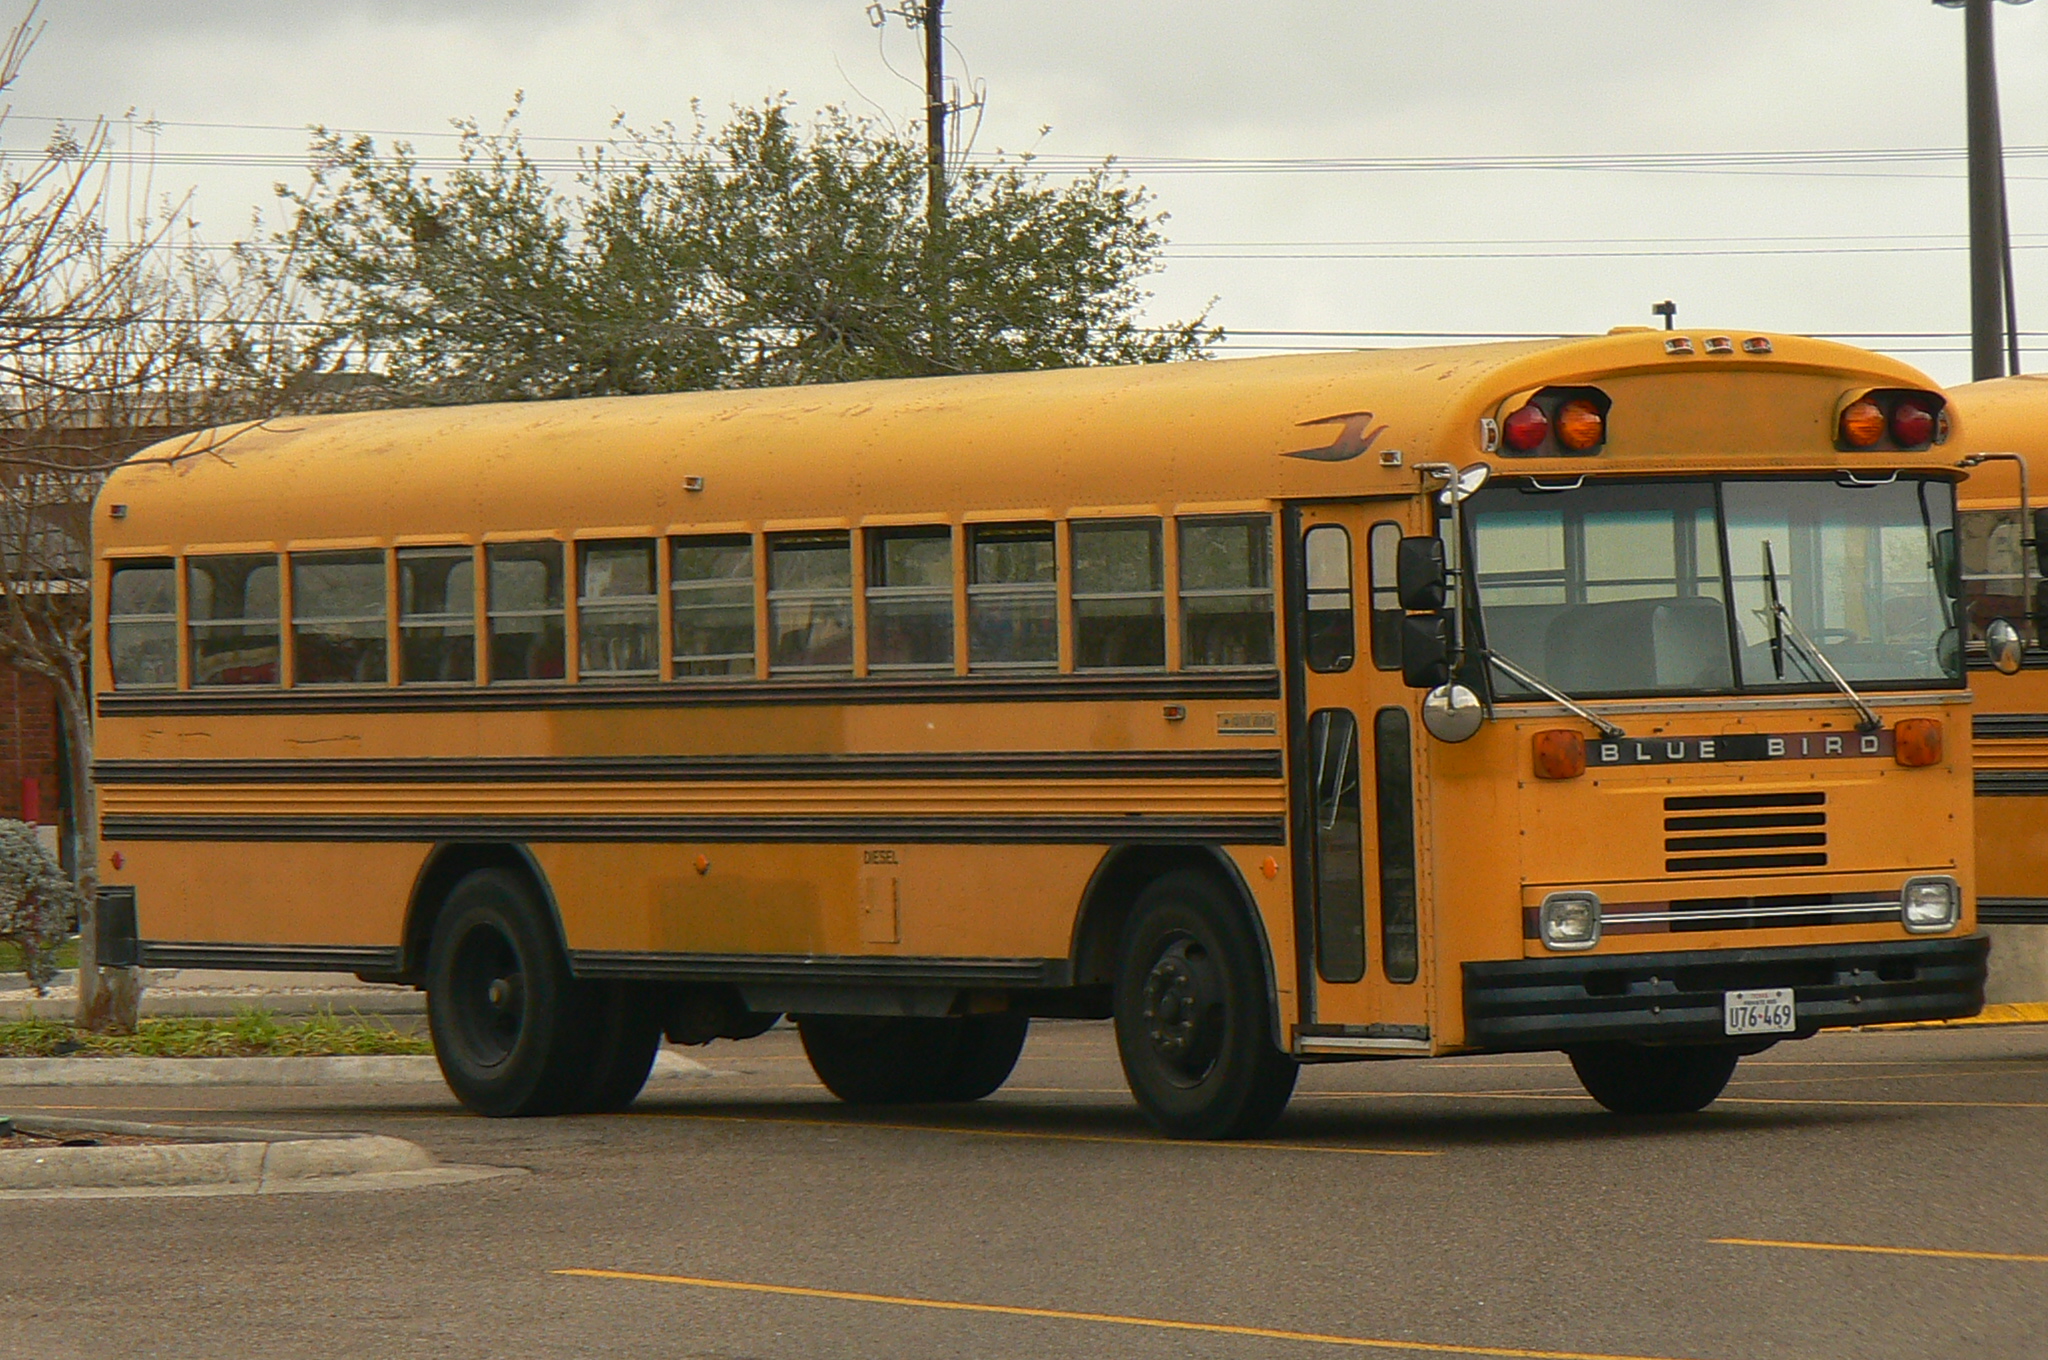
left=101, top=330, right=1948, bottom=554
left=1947, top=374, right=2048, bottom=506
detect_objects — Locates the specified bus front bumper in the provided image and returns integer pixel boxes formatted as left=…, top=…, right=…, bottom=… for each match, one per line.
left=1462, top=933, right=1989, bottom=1052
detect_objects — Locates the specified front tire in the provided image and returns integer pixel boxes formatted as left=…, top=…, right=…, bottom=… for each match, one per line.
left=1567, top=1043, right=1740, bottom=1115
left=1113, top=870, right=1297, bottom=1139
left=426, top=868, right=593, bottom=1117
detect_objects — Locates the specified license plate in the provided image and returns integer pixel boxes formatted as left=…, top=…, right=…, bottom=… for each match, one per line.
left=1724, top=987, right=1797, bottom=1036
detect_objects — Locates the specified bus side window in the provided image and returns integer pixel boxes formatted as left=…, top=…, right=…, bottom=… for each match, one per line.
left=108, top=560, right=177, bottom=689
left=768, top=532, right=853, bottom=673
left=187, top=554, right=280, bottom=687
left=486, top=542, right=565, bottom=682
left=1367, top=522, right=1404, bottom=671
left=292, top=550, right=389, bottom=685
left=578, top=540, right=659, bottom=679
left=1958, top=508, right=2025, bottom=646
left=1303, top=525, right=1353, bottom=673
left=867, top=527, right=954, bottom=671
left=671, top=536, right=755, bottom=678
left=1071, top=519, right=1165, bottom=670
left=398, top=547, right=476, bottom=684
left=1180, top=515, right=1275, bottom=668
left=968, top=523, right=1057, bottom=671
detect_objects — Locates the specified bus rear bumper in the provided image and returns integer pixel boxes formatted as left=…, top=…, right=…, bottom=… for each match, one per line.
left=1462, top=933, right=1990, bottom=1052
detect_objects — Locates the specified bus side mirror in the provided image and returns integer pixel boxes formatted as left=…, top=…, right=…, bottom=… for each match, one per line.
left=1401, top=614, right=1451, bottom=688
left=1933, top=528, right=1961, bottom=601
left=1395, top=536, right=1447, bottom=611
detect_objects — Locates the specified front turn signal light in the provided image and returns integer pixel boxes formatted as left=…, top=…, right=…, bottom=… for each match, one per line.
left=1894, top=718, right=1943, bottom=767
left=1532, top=728, right=1587, bottom=779
left=1839, top=398, right=1886, bottom=447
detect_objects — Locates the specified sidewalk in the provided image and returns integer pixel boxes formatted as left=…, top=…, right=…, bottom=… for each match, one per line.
left=2, top=969, right=423, bottom=1019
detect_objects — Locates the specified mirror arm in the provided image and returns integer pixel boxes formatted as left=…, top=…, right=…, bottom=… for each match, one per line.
left=1485, top=651, right=1626, bottom=742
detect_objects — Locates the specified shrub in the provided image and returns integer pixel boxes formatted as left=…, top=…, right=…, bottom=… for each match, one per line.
left=0, top=819, right=80, bottom=994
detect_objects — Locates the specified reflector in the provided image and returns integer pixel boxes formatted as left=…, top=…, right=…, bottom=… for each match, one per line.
left=1839, top=399, right=1886, bottom=447
left=1555, top=399, right=1605, bottom=451
left=1503, top=403, right=1549, bottom=452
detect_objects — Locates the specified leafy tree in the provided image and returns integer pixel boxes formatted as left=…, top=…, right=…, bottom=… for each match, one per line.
left=0, top=817, right=78, bottom=994
left=283, top=99, right=1217, bottom=403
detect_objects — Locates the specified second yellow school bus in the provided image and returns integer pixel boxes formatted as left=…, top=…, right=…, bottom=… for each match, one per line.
left=92, top=330, right=1986, bottom=1137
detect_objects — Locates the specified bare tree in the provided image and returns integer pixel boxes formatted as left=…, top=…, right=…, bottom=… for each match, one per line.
left=0, top=4, right=348, bottom=1029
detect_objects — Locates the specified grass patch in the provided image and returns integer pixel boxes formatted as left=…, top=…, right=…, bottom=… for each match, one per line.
left=0, top=935, right=78, bottom=974
left=0, top=1008, right=432, bottom=1058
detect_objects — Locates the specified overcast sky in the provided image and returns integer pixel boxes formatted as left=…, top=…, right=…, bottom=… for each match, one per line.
left=7, top=0, right=2047, bottom=385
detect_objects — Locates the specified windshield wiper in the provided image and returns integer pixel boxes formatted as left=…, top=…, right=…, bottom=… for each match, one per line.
left=1486, top=651, right=1626, bottom=741
left=1759, top=540, right=1882, bottom=734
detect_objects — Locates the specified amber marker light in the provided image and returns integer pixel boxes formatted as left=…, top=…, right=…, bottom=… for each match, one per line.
left=1894, top=718, right=1943, bottom=767
left=1839, top=399, right=1886, bottom=447
left=1555, top=398, right=1605, bottom=451
left=1532, top=728, right=1587, bottom=779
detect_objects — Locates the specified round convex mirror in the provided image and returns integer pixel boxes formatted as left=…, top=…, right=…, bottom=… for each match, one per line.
left=1421, top=683, right=1485, bottom=742
left=1987, top=618, right=2024, bottom=676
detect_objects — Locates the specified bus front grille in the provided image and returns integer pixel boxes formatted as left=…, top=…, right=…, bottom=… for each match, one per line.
left=1663, top=791, right=1827, bottom=874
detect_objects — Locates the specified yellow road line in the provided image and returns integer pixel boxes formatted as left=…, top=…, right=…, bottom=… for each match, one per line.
left=1716, top=1094, right=2048, bottom=1110
left=555, top=1268, right=1702, bottom=1360
left=1713, top=1237, right=2048, bottom=1265
left=1861, top=1001, right=2048, bottom=1030
left=640, top=1109, right=1437, bottom=1156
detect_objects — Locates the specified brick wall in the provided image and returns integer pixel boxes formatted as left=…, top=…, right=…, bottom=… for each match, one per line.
left=0, top=662, right=60, bottom=825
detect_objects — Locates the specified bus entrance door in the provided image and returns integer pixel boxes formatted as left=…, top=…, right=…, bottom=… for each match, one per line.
left=1288, top=503, right=1433, bottom=1055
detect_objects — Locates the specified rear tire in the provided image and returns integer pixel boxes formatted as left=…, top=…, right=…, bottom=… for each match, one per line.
left=571, top=983, right=664, bottom=1113
left=426, top=868, right=593, bottom=1117
left=1113, top=870, right=1297, bottom=1139
left=1567, top=1043, right=1740, bottom=1115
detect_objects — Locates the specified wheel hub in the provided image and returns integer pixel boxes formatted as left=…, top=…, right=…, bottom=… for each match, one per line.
left=1140, top=934, right=1224, bottom=1082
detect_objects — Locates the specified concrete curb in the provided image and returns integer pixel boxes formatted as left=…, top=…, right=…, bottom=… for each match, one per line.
left=9, top=991, right=426, bottom=1019
left=0, top=1114, right=451, bottom=1195
left=0, top=1048, right=715, bottom=1087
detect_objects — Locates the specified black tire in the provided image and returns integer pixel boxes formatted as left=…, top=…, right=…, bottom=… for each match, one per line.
left=1567, top=1043, right=1741, bottom=1115
left=797, top=1015, right=962, bottom=1103
left=426, top=867, right=594, bottom=1117
left=1113, top=870, right=1298, bottom=1139
left=570, top=982, right=664, bottom=1113
left=931, top=1013, right=1030, bottom=1102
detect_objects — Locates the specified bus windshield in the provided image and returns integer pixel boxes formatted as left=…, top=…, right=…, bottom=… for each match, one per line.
left=1468, top=476, right=1960, bottom=699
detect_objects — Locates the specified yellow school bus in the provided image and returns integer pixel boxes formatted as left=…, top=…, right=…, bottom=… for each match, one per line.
left=1943, top=375, right=2048, bottom=930
left=92, top=330, right=1986, bottom=1137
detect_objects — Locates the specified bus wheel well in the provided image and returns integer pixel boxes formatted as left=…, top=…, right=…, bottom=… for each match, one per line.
left=400, top=844, right=561, bottom=986
left=1071, top=846, right=1265, bottom=990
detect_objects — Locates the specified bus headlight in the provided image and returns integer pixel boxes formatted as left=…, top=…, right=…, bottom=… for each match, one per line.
left=1539, top=891, right=1602, bottom=951
left=1901, top=877, right=1960, bottom=934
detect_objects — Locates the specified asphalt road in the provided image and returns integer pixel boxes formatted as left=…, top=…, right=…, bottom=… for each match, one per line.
left=4, top=1020, right=2046, bottom=1360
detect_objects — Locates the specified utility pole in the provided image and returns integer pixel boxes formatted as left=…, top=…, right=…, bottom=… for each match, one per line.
left=1937, top=0, right=2029, bottom=379
left=923, top=0, right=946, bottom=239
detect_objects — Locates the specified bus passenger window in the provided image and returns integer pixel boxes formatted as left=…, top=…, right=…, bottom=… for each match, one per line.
left=1367, top=522, right=1404, bottom=671
left=1180, top=516, right=1275, bottom=668
left=486, top=542, right=565, bottom=681
left=867, top=527, right=954, bottom=670
left=107, top=561, right=177, bottom=689
left=578, top=540, right=659, bottom=678
left=1071, top=520, right=1165, bottom=669
left=292, top=551, right=389, bottom=685
left=767, top=533, right=853, bottom=673
left=968, top=523, right=1056, bottom=671
left=671, top=536, right=755, bottom=678
left=398, top=548, right=475, bottom=684
left=1302, top=526, right=1354, bottom=673
left=187, top=555, right=280, bottom=687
